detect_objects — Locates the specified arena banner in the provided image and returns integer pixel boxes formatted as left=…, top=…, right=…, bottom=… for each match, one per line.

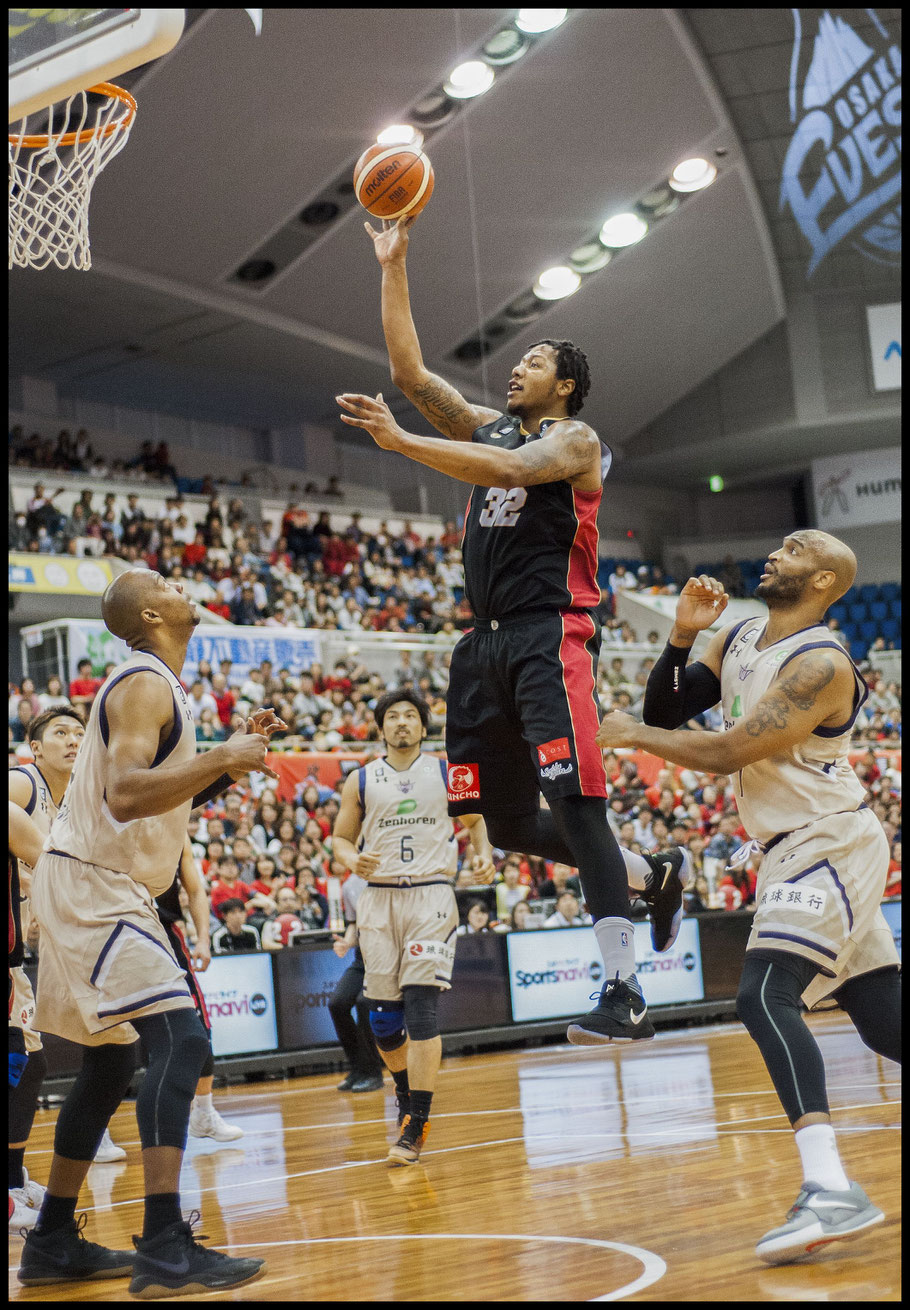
left=194, top=952, right=279, bottom=1057
left=866, top=302, right=901, bottom=391
left=9, top=553, right=114, bottom=595
left=880, top=898, right=901, bottom=959
left=811, top=445, right=901, bottom=529
left=59, top=619, right=322, bottom=682
left=274, top=946, right=350, bottom=1048
left=506, top=919, right=704, bottom=1023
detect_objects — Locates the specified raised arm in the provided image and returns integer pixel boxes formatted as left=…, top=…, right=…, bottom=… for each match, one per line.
left=365, top=216, right=500, bottom=442
left=641, top=576, right=732, bottom=729
left=337, top=393, right=600, bottom=489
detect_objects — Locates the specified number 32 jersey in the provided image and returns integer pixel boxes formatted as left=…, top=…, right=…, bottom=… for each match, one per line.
left=357, top=756, right=457, bottom=883
left=461, top=415, right=612, bottom=620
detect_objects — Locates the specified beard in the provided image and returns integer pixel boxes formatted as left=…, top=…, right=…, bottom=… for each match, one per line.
left=754, top=572, right=808, bottom=607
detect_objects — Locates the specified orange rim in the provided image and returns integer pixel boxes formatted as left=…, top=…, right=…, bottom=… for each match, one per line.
left=9, top=82, right=136, bottom=149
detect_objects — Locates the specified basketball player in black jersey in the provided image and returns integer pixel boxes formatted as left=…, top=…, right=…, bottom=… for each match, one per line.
left=337, top=214, right=691, bottom=1043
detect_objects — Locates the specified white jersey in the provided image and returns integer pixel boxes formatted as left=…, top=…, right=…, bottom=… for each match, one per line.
left=9, top=762, right=60, bottom=927
left=358, top=754, right=457, bottom=883
left=719, top=618, right=868, bottom=844
left=46, top=650, right=197, bottom=896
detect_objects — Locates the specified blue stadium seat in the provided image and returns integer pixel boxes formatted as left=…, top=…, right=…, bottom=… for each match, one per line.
left=827, top=603, right=848, bottom=623
left=842, top=621, right=859, bottom=646
left=858, top=620, right=879, bottom=645
left=880, top=618, right=900, bottom=644
left=879, top=582, right=900, bottom=603
left=870, top=601, right=888, bottom=621
left=847, top=603, right=868, bottom=623
left=858, top=583, right=880, bottom=603
left=888, top=598, right=901, bottom=620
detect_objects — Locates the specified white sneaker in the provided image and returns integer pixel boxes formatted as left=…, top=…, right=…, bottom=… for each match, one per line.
left=756, top=1181, right=885, bottom=1264
left=9, top=1182, right=41, bottom=1232
left=16, top=1167, right=46, bottom=1211
left=188, top=1104, right=244, bottom=1141
left=93, top=1127, right=127, bottom=1163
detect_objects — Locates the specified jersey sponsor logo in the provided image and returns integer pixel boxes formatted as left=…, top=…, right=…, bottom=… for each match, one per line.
left=758, top=883, right=828, bottom=915
left=447, top=762, right=480, bottom=801
left=407, top=939, right=455, bottom=963
left=540, top=760, right=574, bottom=781
left=396, top=799, right=418, bottom=814
left=537, top=737, right=571, bottom=766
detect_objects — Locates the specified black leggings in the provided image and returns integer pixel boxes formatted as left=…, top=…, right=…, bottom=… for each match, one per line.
left=53, top=1042, right=139, bottom=1161
left=328, top=955, right=383, bottom=1077
left=485, top=795, right=630, bottom=921
left=133, top=1009, right=211, bottom=1150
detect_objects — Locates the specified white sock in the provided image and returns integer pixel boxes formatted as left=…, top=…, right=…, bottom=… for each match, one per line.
left=620, top=848, right=651, bottom=893
left=593, top=916, right=638, bottom=985
left=794, top=1123, right=850, bottom=1191
left=194, top=1092, right=214, bottom=1114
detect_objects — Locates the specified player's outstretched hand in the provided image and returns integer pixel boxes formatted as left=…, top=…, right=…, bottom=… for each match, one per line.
left=336, top=393, right=403, bottom=451
left=222, top=726, right=280, bottom=783
left=246, top=706, right=287, bottom=738
left=595, top=711, right=641, bottom=751
left=363, top=213, right=417, bottom=265
left=470, top=855, right=497, bottom=885
left=674, top=576, right=729, bottom=634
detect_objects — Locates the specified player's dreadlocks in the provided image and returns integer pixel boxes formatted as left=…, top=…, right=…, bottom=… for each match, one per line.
left=530, top=339, right=591, bottom=417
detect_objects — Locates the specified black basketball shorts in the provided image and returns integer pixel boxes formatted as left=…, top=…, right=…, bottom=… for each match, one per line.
left=445, top=608, right=607, bottom=817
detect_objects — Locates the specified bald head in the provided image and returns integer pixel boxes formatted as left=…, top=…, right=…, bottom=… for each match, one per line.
left=797, top=530, right=857, bottom=605
left=101, top=569, right=159, bottom=645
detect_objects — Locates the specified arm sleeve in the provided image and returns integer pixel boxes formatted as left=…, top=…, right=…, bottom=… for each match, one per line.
left=642, top=643, right=722, bottom=729
left=191, top=773, right=235, bottom=809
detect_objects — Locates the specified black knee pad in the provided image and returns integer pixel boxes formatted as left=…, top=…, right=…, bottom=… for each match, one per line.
left=9, top=1046, right=48, bottom=1142
left=402, top=985, right=440, bottom=1043
left=54, top=1041, right=139, bottom=1161
left=132, top=1009, right=211, bottom=1150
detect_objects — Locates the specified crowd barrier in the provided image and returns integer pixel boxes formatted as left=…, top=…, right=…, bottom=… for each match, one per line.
left=30, top=900, right=900, bottom=1086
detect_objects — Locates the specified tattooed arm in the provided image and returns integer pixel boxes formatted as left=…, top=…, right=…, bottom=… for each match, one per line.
left=595, top=650, right=855, bottom=773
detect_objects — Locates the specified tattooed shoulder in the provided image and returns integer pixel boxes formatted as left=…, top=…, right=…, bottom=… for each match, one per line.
left=779, top=652, right=838, bottom=711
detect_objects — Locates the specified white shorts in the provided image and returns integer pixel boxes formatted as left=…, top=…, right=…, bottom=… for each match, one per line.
left=357, top=879, right=459, bottom=1002
left=9, top=966, right=42, bottom=1053
left=30, top=851, right=195, bottom=1047
left=746, top=808, right=899, bottom=1008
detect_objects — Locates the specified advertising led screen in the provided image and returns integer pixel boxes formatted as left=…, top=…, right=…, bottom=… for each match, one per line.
left=195, top=952, right=278, bottom=1057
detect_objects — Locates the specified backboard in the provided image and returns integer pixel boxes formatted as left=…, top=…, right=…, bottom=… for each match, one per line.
left=9, top=9, right=184, bottom=123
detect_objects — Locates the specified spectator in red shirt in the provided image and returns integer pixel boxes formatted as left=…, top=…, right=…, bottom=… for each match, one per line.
left=210, top=672, right=236, bottom=728
left=68, top=658, right=102, bottom=710
left=209, top=855, right=252, bottom=919
left=884, top=842, right=901, bottom=898
left=182, top=528, right=207, bottom=570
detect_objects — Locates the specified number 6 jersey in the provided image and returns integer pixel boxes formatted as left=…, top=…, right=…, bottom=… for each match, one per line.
left=461, top=415, right=612, bottom=620
left=357, top=756, right=457, bottom=883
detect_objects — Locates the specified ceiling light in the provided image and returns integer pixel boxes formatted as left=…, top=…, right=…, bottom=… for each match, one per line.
left=568, top=241, right=612, bottom=273
left=598, top=213, right=648, bottom=248
left=533, top=265, right=581, bottom=300
left=669, top=157, right=717, bottom=192
left=638, top=187, right=680, bottom=218
left=516, top=9, right=568, bottom=34
left=504, top=290, right=546, bottom=322
left=235, top=259, right=276, bottom=282
left=482, top=28, right=530, bottom=65
left=410, top=90, right=456, bottom=127
left=377, top=124, right=424, bottom=148
left=444, top=60, right=495, bottom=99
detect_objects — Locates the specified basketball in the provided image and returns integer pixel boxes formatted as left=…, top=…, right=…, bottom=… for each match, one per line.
left=276, top=913, right=303, bottom=944
left=353, top=144, right=434, bottom=220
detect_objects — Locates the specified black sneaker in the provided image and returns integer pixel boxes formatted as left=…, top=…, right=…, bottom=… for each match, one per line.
left=640, top=847, right=691, bottom=952
left=336, top=1072, right=358, bottom=1091
left=395, top=1092, right=411, bottom=1129
left=18, top=1213, right=135, bottom=1284
left=350, top=1073, right=384, bottom=1093
left=567, top=975, right=655, bottom=1045
left=129, top=1212, right=266, bottom=1299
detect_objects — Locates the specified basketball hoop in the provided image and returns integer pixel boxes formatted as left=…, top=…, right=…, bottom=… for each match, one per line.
left=9, top=82, right=137, bottom=272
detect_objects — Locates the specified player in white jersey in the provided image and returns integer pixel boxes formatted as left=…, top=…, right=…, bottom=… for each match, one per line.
left=333, top=689, right=495, bottom=1165
left=596, top=531, right=900, bottom=1266
left=18, top=568, right=277, bottom=1297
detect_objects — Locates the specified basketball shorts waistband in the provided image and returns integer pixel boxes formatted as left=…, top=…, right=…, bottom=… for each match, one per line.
left=366, top=878, right=454, bottom=889
left=761, top=803, right=869, bottom=856
left=471, top=607, right=594, bottom=631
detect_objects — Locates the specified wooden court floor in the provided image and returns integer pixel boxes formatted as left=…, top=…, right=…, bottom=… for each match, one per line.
left=8, top=1013, right=901, bottom=1302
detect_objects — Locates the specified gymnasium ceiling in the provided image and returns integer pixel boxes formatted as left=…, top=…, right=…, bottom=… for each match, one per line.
left=8, top=8, right=901, bottom=490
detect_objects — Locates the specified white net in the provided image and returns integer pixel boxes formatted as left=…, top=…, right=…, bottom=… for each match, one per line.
left=8, top=83, right=136, bottom=272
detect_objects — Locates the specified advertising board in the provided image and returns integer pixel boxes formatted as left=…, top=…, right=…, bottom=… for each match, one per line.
left=195, top=953, right=278, bottom=1057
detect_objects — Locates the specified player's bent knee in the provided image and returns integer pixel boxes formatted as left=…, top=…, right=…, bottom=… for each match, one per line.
left=737, top=951, right=812, bottom=1036
left=369, top=1001, right=407, bottom=1051
left=402, top=985, right=440, bottom=1043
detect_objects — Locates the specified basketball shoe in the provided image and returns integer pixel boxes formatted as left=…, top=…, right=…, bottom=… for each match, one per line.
left=130, top=1211, right=265, bottom=1298
left=188, top=1102, right=244, bottom=1141
left=94, top=1128, right=127, bottom=1163
left=567, top=974, right=655, bottom=1045
left=639, top=847, right=691, bottom=952
left=388, top=1115, right=430, bottom=1167
left=755, top=1181, right=884, bottom=1264
left=18, top=1213, right=135, bottom=1284
left=9, top=1168, right=45, bottom=1230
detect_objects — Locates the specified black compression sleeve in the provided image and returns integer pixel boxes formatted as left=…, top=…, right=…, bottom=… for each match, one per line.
left=192, top=773, right=234, bottom=809
left=642, top=643, right=721, bottom=729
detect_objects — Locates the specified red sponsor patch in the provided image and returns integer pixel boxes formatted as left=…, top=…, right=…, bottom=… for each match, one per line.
left=447, top=762, right=480, bottom=802
left=537, top=737, right=571, bottom=766
left=409, top=943, right=423, bottom=956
